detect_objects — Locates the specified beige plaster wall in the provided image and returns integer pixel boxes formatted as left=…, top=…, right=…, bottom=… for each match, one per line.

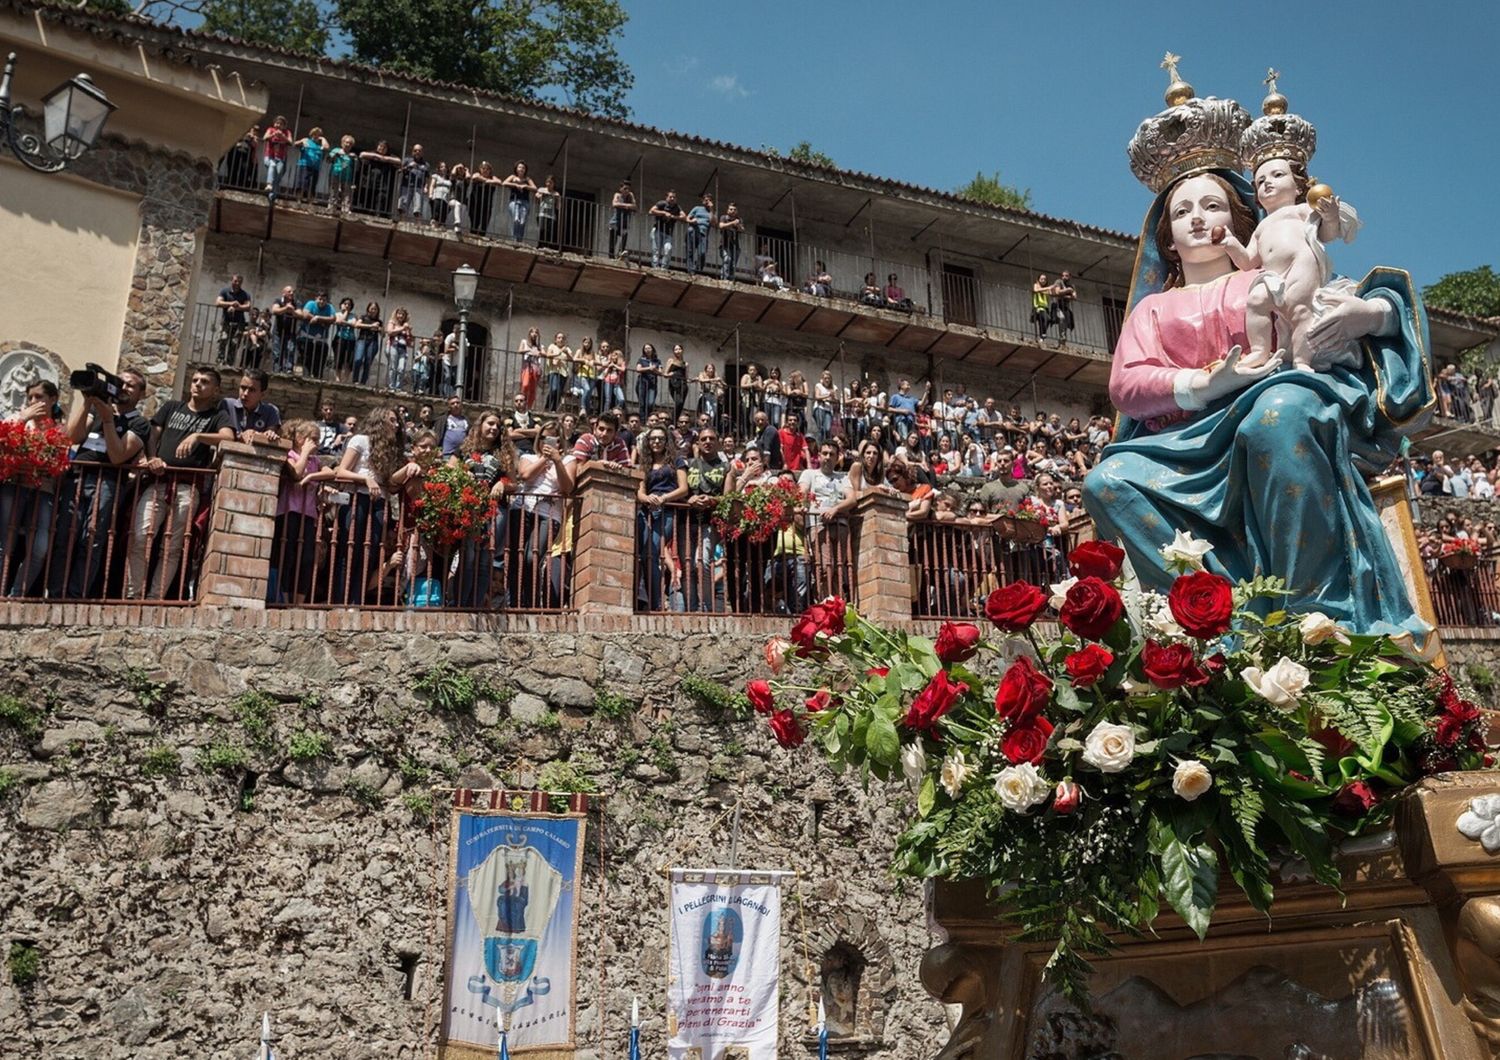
left=0, top=159, right=140, bottom=371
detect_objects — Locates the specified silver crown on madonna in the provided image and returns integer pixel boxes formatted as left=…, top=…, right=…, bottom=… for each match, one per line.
left=1127, top=53, right=1251, bottom=194
left=1239, top=67, right=1317, bottom=172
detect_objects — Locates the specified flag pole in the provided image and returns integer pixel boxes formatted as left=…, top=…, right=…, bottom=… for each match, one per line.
left=816, top=997, right=828, bottom=1060
left=628, top=995, right=642, bottom=1060
left=259, top=1011, right=274, bottom=1060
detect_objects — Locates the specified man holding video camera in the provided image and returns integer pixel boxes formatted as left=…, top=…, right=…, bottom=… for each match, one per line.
left=50, top=365, right=149, bottom=598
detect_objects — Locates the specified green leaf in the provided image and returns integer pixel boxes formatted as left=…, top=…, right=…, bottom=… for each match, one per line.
left=917, top=775, right=936, bottom=817
left=1158, top=828, right=1218, bottom=939
left=866, top=714, right=900, bottom=768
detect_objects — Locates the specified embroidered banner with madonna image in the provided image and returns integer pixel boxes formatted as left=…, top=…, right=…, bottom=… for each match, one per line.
left=438, top=789, right=592, bottom=1060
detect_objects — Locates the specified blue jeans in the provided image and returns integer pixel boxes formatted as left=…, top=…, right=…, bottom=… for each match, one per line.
left=48, top=468, right=119, bottom=598
left=521, top=511, right=566, bottom=608
left=387, top=343, right=409, bottom=390
left=353, top=334, right=379, bottom=385
left=609, top=383, right=625, bottom=411
left=720, top=243, right=739, bottom=280
left=813, top=406, right=833, bottom=441
left=545, top=372, right=566, bottom=411
left=637, top=506, right=674, bottom=611
left=651, top=227, right=673, bottom=268
left=682, top=513, right=720, bottom=612
left=264, top=156, right=285, bottom=194
left=636, top=377, right=658, bottom=415
left=330, top=493, right=385, bottom=605
left=0, top=482, right=55, bottom=597
left=273, top=329, right=297, bottom=373
left=685, top=228, right=709, bottom=272
left=457, top=514, right=500, bottom=608
left=764, top=554, right=808, bottom=614
left=766, top=400, right=785, bottom=428
left=699, top=393, right=719, bottom=427
left=508, top=197, right=529, bottom=241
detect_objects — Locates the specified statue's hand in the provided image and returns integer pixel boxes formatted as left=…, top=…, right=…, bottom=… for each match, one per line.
left=1193, top=345, right=1283, bottom=403
left=1307, top=289, right=1385, bottom=354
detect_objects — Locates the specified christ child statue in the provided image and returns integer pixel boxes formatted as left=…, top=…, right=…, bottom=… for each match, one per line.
left=1218, top=157, right=1360, bottom=371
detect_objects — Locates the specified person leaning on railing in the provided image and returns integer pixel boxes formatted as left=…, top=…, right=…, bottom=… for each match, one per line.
left=635, top=426, right=688, bottom=612
left=126, top=366, right=235, bottom=601
left=49, top=367, right=149, bottom=599
left=1, top=380, right=65, bottom=598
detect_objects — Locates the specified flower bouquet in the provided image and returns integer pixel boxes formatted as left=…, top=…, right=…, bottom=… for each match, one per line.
left=751, top=532, right=1488, bottom=1004
left=0, top=420, right=70, bottom=487
left=410, top=464, right=498, bottom=548
left=997, top=495, right=1054, bottom=545
left=713, top=477, right=807, bottom=544
left=1440, top=537, right=1482, bottom=571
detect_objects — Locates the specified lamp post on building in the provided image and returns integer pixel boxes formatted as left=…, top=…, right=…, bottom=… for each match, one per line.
left=452, top=263, right=478, bottom=399
left=0, top=51, right=116, bottom=174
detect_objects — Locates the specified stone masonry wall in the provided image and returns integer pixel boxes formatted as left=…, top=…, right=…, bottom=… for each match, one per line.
left=0, top=617, right=948, bottom=1059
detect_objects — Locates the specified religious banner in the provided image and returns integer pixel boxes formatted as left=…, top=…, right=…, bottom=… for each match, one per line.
left=667, top=868, right=787, bottom=1060
left=439, top=790, right=591, bottom=1060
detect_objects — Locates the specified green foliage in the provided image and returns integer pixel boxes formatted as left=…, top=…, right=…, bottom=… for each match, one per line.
left=954, top=170, right=1033, bottom=211
left=537, top=759, right=599, bottom=795
left=232, top=690, right=278, bottom=751
left=139, top=745, right=182, bottom=779
left=335, top=0, right=632, bottom=118
left=0, top=767, right=19, bottom=800
left=0, top=694, right=46, bottom=738
left=784, top=140, right=835, bottom=168
left=7, top=942, right=40, bottom=987
left=402, top=791, right=435, bottom=820
left=398, top=754, right=432, bottom=785
left=199, top=741, right=250, bottom=774
left=287, top=730, right=333, bottom=762
left=1468, top=663, right=1495, bottom=693
left=1423, top=266, right=1500, bottom=319
left=593, top=689, right=636, bottom=720
left=679, top=674, right=752, bottom=720
left=200, top=0, right=329, bottom=54
left=343, top=777, right=386, bottom=809
left=124, top=667, right=171, bottom=714
left=647, top=733, right=679, bottom=779
left=532, top=710, right=562, bottom=733
left=413, top=664, right=502, bottom=715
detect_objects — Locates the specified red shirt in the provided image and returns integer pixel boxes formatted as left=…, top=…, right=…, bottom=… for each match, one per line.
left=779, top=428, right=808, bottom=472
left=264, top=126, right=292, bottom=162
left=571, top=432, right=630, bottom=465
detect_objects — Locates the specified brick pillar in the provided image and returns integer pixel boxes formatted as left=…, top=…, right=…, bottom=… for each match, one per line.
left=854, top=490, right=912, bottom=625
left=197, top=440, right=286, bottom=608
left=570, top=464, right=638, bottom=615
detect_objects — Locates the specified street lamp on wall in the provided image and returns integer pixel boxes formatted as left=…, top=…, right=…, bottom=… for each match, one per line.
left=452, top=264, right=478, bottom=399
left=1, top=52, right=116, bottom=174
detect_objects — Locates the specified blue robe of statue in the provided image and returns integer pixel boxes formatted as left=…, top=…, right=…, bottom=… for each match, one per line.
left=1082, top=170, right=1436, bottom=655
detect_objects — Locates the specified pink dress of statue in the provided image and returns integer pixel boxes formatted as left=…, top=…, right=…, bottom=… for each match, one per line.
left=1107, top=270, right=1259, bottom=428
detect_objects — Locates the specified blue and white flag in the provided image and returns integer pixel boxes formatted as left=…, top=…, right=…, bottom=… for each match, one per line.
left=667, top=868, right=788, bottom=1060
left=629, top=996, right=642, bottom=1060
left=440, top=790, right=590, bottom=1059
left=817, top=998, right=829, bottom=1060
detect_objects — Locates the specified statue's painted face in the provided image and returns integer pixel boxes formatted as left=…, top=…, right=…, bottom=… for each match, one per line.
left=1253, top=159, right=1299, bottom=211
left=1167, top=175, right=1234, bottom=265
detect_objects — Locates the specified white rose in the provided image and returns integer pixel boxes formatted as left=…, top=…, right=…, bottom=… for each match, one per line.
left=1148, top=609, right=1184, bottom=639
left=901, top=743, right=928, bottom=790
left=1160, top=529, right=1213, bottom=573
left=1049, top=577, right=1077, bottom=610
left=1081, top=721, right=1136, bottom=773
left=1298, top=612, right=1349, bottom=647
left=1172, top=759, right=1214, bottom=801
left=940, top=751, right=972, bottom=799
left=993, top=763, right=1051, bottom=813
left=1240, top=658, right=1311, bottom=709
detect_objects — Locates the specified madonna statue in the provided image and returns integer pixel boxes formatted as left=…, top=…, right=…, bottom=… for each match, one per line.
left=1082, top=58, right=1437, bottom=657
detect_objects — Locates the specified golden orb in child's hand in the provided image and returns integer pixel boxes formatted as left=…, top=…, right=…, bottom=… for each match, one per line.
left=1306, top=183, right=1334, bottom=209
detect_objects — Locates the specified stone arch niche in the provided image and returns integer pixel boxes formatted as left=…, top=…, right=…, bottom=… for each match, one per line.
left=803, top=909, right=897, bottom=1047
left=0, top=343, right=70, bottom=412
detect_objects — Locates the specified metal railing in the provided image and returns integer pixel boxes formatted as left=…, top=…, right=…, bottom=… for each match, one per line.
left=1427, top=552, right=1500, bottom=627
left=634, top=502, right=857, bottom=616
left=271, top=485, right=574, bottom=611
left=908, top=519, right=1094, bottom=620
left=0, top=465, right=217, bottom=603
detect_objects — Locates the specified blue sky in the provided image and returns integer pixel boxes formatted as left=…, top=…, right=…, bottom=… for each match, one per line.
left=613, top=1, right=1499, bottom=292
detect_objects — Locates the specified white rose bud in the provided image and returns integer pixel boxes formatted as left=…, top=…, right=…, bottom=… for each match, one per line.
left=993, top=763, right=1051, bottom=813
left=901, top=743, right=928, bottom=790
left=1297, top=612, right=1349, bottom=647
left=1159, top=529, right=1213, bottom=573
left=940, top=751, right=972, bottom=799
left=1082, top=721, right=1136, bottom=773
left=1240, top=657, right=1311, bottom=709
left=1049, top=577, right=1077, bottom=610
left=1172, top=759, right=1213, bottom=801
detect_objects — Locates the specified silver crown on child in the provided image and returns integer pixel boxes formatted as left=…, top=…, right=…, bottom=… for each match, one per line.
left=1238, top=68, right=1318, bottom=172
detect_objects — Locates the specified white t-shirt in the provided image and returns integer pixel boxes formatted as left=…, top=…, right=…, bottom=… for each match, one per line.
left=521, top=454, right=564, bottom=523
left=343, top=434, right=384, bottom=496
left=798, top=468, right=848, bottom=516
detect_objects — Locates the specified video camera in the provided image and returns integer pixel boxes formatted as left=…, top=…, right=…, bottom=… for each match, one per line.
left=69, top=362, right=126, bottom=403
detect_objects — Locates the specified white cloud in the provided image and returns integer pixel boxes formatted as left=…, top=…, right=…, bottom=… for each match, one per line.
left=709, top=74, right=750, bottom=99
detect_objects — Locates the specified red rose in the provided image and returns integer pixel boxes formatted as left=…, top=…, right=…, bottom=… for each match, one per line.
left=903, top=670, right=969, bottom=734
left=984, top=581, right=1048, bottom=632
left=768, top=709, right=806, bottom=749
left=1002, top=715, right=1054, bottom=765
left=1332, top=780, right=1378, bottom=816
left=804, top=688, right=836, bottom=713
left=1058, top=577, right=1124, bottom=641
left=789, top=596, right=847, bottom=656
left=994, top=656, right=1052, bottom=721
left=747, top=679, right=775, bottom=715
left=934, top=622, right=982, bottom=663
left=865, top=667, right=890, bottom=679
left=1063, top=644, right=1114, bottom=688
left=1068, top=540, right=1125, bottom=581
left=1167, top=571, right=1234, bottom=639
left=1312, top=725, right=1355, bottom=759
left=1052, top=780, right=1082, bottom=815
left=1139, top=640, right=1205, bottom=690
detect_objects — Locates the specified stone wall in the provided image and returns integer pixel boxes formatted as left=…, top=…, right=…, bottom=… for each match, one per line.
left=0, top=616, right=947, bottom=1059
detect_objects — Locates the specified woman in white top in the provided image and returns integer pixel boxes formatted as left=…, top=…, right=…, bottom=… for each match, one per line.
left=426, top=162, right=452, bottom=229
left=314, top=406, right=402, bottom=605
left=812, top=370, right=837, bottom=443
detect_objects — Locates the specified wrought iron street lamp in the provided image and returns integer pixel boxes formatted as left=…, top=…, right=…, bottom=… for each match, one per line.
left=0, top=52, right=116, bottom=174
left=452, top=263, right=478, bottom=399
